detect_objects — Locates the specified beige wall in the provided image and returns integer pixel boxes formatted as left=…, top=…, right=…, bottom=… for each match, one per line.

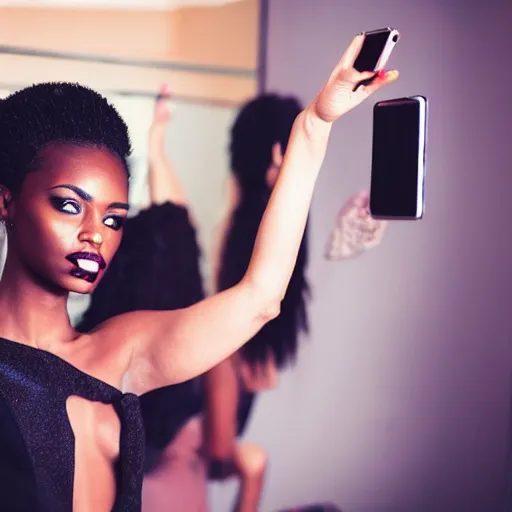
left=0, top=0, right=259, bottom=103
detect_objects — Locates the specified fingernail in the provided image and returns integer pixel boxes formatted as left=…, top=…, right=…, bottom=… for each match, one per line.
left=384, top=70, right=399, bottom=79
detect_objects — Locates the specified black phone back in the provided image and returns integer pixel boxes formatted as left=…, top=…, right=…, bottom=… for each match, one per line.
left=369, top=96, right=428, bottom=220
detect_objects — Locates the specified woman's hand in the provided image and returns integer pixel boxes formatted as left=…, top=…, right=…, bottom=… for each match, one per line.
left=237, top=354, right=279, bottom=392
left=307, top=34, right=399, bottom=126
left=146, top=84, right=189, bottom=207
left=148, top=83, right=172, bottom=155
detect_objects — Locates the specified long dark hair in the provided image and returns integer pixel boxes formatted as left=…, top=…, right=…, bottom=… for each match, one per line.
left=77, top=203, right=204, bottom=331
left=77, top=202, right=205, bottom=471
left=218, top=94, right=310, bottom=370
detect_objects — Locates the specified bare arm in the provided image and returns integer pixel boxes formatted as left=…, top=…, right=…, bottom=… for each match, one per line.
left=204, top=357, right=239, bottom=459
left=108, top=109, right=330, bottom=390
left=147, top=84, right=188, bottom=208
left=97, top=35, right=399, bottom=393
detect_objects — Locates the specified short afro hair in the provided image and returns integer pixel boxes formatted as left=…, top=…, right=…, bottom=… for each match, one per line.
left=0, top=82, right=132, bottom=196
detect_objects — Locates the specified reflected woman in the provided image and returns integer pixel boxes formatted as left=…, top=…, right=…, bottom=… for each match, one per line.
left=77, top=85, right=209, bottom=511
left=205, top=96, right=389, bottom=512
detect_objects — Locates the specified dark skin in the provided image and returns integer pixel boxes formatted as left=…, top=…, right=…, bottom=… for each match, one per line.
left=0, top=144, right=128, bottom=358
left=0, top=144, right=132, bottom=511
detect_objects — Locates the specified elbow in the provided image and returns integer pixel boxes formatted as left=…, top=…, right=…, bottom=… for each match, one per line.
left=241, top=276, right=282, bottom=324
left=258, top=295, right=281, bottom=324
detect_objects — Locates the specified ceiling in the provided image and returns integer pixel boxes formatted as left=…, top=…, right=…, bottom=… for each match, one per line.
left=0, top=0, right=244, bottom=10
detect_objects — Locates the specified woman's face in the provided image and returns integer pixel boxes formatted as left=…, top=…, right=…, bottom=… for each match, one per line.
left=7, top=143, right=129, bottom=295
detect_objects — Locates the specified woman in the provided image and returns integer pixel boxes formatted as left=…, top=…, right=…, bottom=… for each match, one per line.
left=204, top=94, right=308, bottom=512
left=205, top=95, right=389, bottom=510
left=0, top=34, right=398, bottom=510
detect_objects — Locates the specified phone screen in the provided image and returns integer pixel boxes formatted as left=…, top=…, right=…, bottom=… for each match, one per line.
left=370, top=98, right=426, bottom=219
left=354, top=30, right=391, bottom=72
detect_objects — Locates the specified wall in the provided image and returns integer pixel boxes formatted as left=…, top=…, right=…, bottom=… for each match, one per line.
left=234, top=1, right=512, bottom=511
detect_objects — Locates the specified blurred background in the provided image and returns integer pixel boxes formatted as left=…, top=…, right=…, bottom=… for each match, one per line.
left=1, top=1, right=511, bottom=511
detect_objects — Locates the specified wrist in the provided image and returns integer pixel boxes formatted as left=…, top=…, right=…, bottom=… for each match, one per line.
left=147, top=145, right=167, bottom=164
left=148, top=124, right=166, bottom=145
left=299, top=103, right=332, bottom=143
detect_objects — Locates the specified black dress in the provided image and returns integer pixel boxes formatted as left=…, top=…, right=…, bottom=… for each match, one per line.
left=0, top=201, right=260, bottom=508
left=0, top=336, right=144, bottom=511
left=0, top=202, right=203, bottom=510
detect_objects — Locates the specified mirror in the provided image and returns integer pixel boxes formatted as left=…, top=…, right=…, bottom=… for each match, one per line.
left=0, top=0, right=263, bottom=319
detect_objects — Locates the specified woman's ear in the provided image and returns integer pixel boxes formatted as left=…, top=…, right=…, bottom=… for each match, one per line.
left=266, top=142, right=283, bottom=188
left=226, top=174, right=241, bottom=211
left=271, top=142, right=283, bottom=168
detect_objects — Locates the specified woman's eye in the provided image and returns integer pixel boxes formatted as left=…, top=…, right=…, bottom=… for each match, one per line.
left=104, top=216, right=126, bottom=231
left=50, top=197, right=81, bottom=215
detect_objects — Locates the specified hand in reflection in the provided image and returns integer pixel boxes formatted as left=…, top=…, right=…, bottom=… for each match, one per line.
left=310, top=34, right=399, bottom=124
left=325, top=189, right=388, bottom=260
left=154, top=83, right=172, bottom=123
left=148, top=83, right=172, bottom=152
left=237, top=355, right=279, bottom=392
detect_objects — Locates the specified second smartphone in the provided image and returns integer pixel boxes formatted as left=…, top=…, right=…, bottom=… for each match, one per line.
left=369, top=96, right=428, bottom=220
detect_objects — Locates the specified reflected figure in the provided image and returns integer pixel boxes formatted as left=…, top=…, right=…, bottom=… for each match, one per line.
left=205, top=98, right=390, bottom=512
left=205, top=94, right=309, bottom=512
left=77, top=86, right=209, bottom=510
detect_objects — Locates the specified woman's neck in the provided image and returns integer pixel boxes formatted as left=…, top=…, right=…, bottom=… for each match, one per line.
left=0, top=256, right=75, bottom=351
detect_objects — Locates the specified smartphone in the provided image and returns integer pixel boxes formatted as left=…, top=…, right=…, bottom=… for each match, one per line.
left=353, top=27, right=400, bottom=89
left=369, top=96, right=428, bottom=220
left=354, top=27, right=400, bottom=72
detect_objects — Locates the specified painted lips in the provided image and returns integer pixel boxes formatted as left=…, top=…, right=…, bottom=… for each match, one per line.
left=66, top=252, right=106, bottom=283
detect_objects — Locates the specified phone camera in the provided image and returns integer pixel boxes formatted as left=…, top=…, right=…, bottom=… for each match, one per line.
left=392, top=34, right=399, bottom=43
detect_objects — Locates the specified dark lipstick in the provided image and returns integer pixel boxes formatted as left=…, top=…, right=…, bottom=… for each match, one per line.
left=66, top=251, right=106, bottom=283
